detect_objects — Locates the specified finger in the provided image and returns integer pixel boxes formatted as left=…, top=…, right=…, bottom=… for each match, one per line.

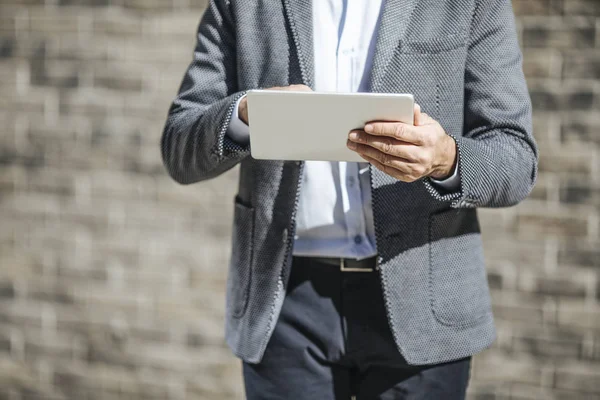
left=363, top=122, right=423, bottom=145
left=360, top=154, right=401, bottom=179
left=420, top=112, right=436, bottom=125
left=267, top=84, right=312, bottom=92
left=289, top=84, right=312, bottom=92
left=347, top=141, right=413, bottom=174
left=359, top=154, right=419, bottom=183
left=348, top=131, right=421, bottom=162
left=414, top=103, right=422, bottom=126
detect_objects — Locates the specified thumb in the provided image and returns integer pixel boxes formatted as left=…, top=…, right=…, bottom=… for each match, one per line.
left=413, top=103, right=422, bottom=126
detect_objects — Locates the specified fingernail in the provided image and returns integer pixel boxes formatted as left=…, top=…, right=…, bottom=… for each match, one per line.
left=347, top=140, right=357, bottom=149
left=349, top=131, right=359, bottom=140
left=364, top=124, right=373, bottom=133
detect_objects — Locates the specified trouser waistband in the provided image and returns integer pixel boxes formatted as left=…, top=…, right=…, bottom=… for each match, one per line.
left=293, top=255, right=378, bottom=272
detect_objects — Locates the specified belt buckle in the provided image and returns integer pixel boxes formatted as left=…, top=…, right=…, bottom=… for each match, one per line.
left=340, top=258, right=375, bottom=272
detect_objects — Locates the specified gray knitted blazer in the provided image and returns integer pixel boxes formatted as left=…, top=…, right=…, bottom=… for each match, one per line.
left=161, top=0, right=538, bottom=365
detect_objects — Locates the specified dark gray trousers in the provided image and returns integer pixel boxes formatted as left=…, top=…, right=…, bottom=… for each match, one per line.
left=243, top=256, right=471, bottom=400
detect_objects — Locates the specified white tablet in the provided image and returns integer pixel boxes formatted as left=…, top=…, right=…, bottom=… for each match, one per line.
left=247, top=90, right=414, bottom=162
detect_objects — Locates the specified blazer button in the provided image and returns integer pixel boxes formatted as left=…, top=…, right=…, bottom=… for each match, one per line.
left=282, top=228, right=288, bottom=243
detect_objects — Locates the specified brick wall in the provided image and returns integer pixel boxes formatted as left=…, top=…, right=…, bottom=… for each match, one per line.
left=0, top=0, right=598, bottom=399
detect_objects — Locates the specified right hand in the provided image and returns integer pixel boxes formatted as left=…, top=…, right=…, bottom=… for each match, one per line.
left=238, top=84, right=312, bottom=125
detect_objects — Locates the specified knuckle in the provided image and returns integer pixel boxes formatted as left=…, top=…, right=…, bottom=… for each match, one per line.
left=414, top=164, right=426, bottom=176
left=380, top=152, right=389, bottom=165
left=420, top=152, right=432, bottom=166
left=394, top=124, right=405, bottom=139
left=398, top=174, right=412, bottom=182
left=408, top=163, right=419, bottom=175
left=426, top=134, right=436, bottom=146
left=412, top=151, right=424, bottom=164
left=382, top=140, right=393, bottom=155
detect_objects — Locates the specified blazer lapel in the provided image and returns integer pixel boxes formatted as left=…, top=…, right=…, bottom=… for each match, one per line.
left=281, top=0, right=314, bottom=88
left=369, top=0, right=419, bottom=91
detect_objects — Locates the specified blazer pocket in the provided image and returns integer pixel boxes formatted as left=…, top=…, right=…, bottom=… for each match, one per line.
left=428, top=209, right=492, bottom=327
left=226, top=197, right=254, bottom=318
left=400, top=32, right=467, bottom=54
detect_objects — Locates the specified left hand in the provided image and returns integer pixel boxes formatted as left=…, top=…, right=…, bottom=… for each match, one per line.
left=346, top=104, right=457, bottom=182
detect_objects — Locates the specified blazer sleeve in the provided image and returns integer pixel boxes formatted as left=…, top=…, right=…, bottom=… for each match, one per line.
left=423, top=0, right=539, bottom=208
left=161, top=0, right=249, bottom=184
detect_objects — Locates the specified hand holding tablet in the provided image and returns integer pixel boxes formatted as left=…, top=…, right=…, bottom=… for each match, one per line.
left=245, top=87, right=457, bottom=181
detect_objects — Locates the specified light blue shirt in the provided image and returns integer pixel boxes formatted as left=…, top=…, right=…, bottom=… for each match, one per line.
left=227, top=0, right=459, bottom=260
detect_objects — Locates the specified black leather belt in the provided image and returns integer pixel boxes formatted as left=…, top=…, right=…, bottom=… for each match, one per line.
left=302, top=256, right=378, bottom=272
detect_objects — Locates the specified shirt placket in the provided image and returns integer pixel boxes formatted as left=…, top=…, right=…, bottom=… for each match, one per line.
left=336, top=2, right=368, bottom=257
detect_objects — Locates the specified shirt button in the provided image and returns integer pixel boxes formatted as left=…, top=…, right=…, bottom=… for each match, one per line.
left=347, top=176, right=355, bottom=187
left=282, top=228, right=288, bottom=243
left=354, top=235, right=363, bottom=245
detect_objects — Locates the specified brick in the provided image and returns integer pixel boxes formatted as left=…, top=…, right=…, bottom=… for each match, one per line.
left=522, top=17, right=596, bottom=49
left=50, top=35, right=112, bottom=62
left=516, top=208, right=590, bottom=237
left=25, top=168, right=74, bottom=198
left=30, top=59, right=80, bottom=89
left=594, top=339, right=600, bottom=360
left=0, top=282, right=15, bottom=299
left=528, top=175, right=559, bottom=202
left=0, top=12, right=17, bottom=34
left=467, top=387, right=505, bottom=400
left=538, top=148, right=594, bottom=175
left=481, top=234, right=549, bottom=269
left=92, top=63, right=144, bottom=92
left=529, top=83, right=595, bottom=112
left=523, top=49, right=562, bottom=78
left=121, top=0, right=177, bottom=12
left=558, top=239, right=600, bottom=269
left=187, top=0, right=209, bottom=10
left=557, top=301, right=600, bottom=330
left=520, top=270, right=595, bottom=299
left=0, top=36, right=15, bottom=58
left=26, top=10, right=82, bottom=34
left=92, top=8, right=143, bottom=36
left=563, top=51, right=600, bottom=80
left=507, top=384, right=557, bottom=400
left=512, top=0, right=564, bottom=16
left=563, top=0, right=600, bottom=15
left=559, top=179, right=600, bottom=205
left=533, top=112, right=564, bottom=147
left=491, top=292, right=555, bottom=324
left=553, top=390, right=600, bottom=400
left=470, top=352, right=544, bottom=386
left=59, top=0, right=112, bottom=8
left=142, top=13, right=202, bottom=37
left=561, top=114, right=600, bottom=146
left=555, top=363, right=600, bottom=393
left=509, top=324, right=586, bottom=359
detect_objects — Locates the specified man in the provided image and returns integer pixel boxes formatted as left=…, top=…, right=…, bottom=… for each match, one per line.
left=161, top=0, right=538, bottom=398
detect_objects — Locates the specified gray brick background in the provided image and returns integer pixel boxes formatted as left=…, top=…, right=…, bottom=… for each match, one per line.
left=0, top=0, right=598, bottom=399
